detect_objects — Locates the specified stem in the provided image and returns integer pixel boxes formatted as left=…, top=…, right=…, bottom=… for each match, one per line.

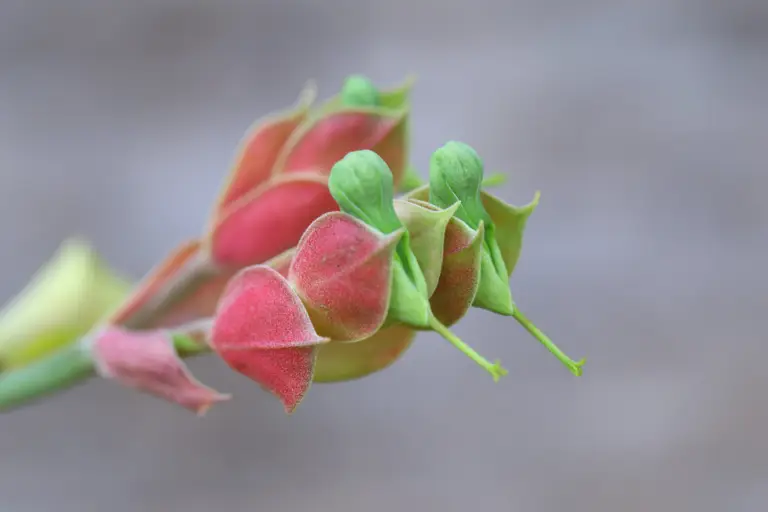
left=171, top=318, right=214, bottom=357
left=511, top=308, right=585, bottom=376
left=428, top=314, right=507, bottom=382
left=0, top=342, right=93, bottom=411
left=0, top=319, right=213, bottom=412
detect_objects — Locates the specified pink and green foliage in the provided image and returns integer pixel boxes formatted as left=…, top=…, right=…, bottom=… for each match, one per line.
left=108, top=75, right=412, bottom=332
left=0, top=75, right=586, bottom=418
left=206, top=78, right=411, bottom=270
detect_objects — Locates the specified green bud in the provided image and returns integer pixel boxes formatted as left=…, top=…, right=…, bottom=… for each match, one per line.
left=329, top=150, right=402, bottom=235
left=423, top=141, right=585, bottom=376
left=340, top=74, right=379, bottom=107
left=329, top=149, right=508, bottom=381
left=428, top=141, right=513, bottom=314
left=429, top=141, right=492, bottom=230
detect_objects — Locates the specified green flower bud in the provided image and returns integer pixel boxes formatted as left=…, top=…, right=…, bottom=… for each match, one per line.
left=429, top=141, right=513, bottom=315
left=340, top=74, right=379, bottom=107
left=329, top=150, right=402, bottom=235
left=329, top=149, right=507, bottom=381
left=429, top=141, right=492, bottom=230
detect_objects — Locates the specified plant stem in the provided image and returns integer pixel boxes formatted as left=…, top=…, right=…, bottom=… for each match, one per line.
left=427, top=314, right=507, bottom=382
left=511, top=308, right=585, bottom=376
left=0, top=319, right=212, bottom=412
left=0, top=342, right=93, bottom=411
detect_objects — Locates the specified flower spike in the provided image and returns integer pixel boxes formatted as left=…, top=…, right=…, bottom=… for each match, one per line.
left=325, top=149, right=507, bottom=380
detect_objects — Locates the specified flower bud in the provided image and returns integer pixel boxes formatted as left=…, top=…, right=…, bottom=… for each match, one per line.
left=340, top=74, right=379, bottom=107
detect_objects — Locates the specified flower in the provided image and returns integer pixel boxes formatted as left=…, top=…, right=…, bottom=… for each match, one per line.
left=206, top=75, right=412, bottom=269
left=112, top=74, right=414, bottom=331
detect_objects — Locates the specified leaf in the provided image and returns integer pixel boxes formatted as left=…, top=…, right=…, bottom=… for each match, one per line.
left=274, top=107, right=409, bottom=186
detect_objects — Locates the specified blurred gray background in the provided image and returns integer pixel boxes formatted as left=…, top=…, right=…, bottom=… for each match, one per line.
left=1, top=0, right=767, bottom=510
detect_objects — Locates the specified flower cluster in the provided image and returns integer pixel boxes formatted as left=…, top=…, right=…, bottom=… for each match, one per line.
left=0, top=75, right=584, bottom=417
left=195, top=144, right=583, bottom=413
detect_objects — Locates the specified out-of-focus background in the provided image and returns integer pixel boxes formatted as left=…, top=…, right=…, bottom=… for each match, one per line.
left=1, top=1, right=767, bottom=510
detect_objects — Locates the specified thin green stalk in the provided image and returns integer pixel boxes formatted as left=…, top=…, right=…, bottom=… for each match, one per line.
left=427, top=313, right=507, bottom=382
left=0, top=342, right=94, bottom=411
left=511, top=308, right=585, bottom=376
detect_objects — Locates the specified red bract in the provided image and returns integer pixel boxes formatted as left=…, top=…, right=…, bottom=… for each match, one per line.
left=213, top=84, right=316, bottom=214
left=211, top=266, right=329, bottom=412
left=275, top=108, right=407, bottom=179
left=265, top=248, right=417, bottom=383
left=208, top=173, right=338, bottom=269
left=205, top=78, right=411, bottom=271
left=288, top=212, right=402, bottom=341
left=92, top=326, right=230, bottom=415
left=429, top=217, right=485, bottom=327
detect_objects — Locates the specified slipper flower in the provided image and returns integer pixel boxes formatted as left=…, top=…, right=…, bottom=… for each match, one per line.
left=114, top=74, right=414, bottom=329
left=0, top=238, right=131, bottom=370
left=206, top=74, right=412, bottom=270
left=409, top=141, right=585, bottom=376
left=292, top=149, right=507, bottom=380
left=266, top=248, right=416, bottom=384
left=210, top=265, right=330, bottom=412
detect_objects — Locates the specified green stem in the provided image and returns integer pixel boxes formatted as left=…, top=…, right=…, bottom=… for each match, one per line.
left=0, top=342, right=93, bottom=411
left=428, top=314, right=507, bottom=382
left=0, top=320, right=212, bottom=412
left=511, top=308, right=585, bottom=376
